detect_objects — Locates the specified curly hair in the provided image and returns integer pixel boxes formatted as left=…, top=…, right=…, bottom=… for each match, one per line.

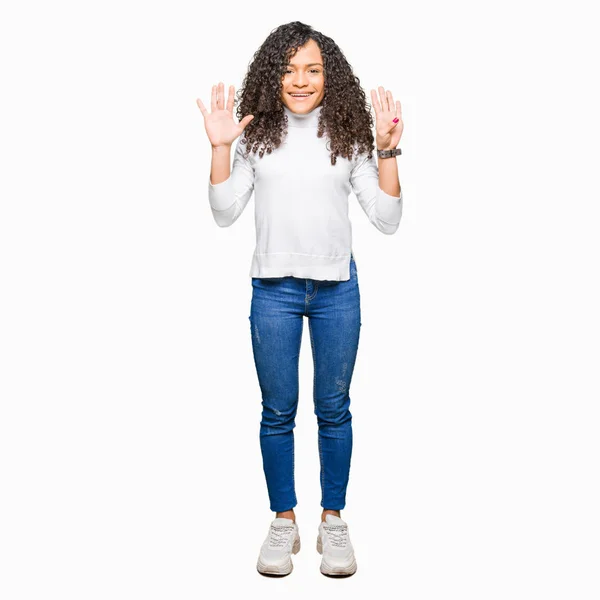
left=235, top=21, right=375, bottom=165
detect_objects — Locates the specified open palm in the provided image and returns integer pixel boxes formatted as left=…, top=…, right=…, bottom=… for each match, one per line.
left=196, top=82, right=254, bottom=148
left=371, top=86, right=403, bottom=150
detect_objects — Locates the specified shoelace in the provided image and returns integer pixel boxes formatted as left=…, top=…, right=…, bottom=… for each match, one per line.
left=268, top=524, right=295, bottom=548
left=323, top=524, right=348, bottom=548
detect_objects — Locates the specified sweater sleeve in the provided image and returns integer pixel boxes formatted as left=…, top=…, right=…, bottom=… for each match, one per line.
left=350, top=150, right=403, bottom=235
left=207, top=137, right=255, bottom=227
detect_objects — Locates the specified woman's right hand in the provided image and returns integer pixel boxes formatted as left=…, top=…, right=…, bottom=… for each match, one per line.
left=196, top=82, right=254, bottom=149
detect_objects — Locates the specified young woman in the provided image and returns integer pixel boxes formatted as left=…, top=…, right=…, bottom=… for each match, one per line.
left=196, top=21, right=404, bottom=577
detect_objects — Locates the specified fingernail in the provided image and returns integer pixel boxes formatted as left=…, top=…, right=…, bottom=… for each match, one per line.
left=393, top=117, right=399, bottom=123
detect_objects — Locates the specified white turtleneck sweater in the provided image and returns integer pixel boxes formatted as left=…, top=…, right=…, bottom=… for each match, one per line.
left=207, top=104, right=403, bottom=281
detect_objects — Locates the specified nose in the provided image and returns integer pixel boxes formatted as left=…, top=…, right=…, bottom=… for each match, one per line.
left=292, top=71, right=308, bottom=86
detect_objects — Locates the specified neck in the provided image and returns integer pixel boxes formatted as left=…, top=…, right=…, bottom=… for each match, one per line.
left=283, top=103, right=323, bottom=128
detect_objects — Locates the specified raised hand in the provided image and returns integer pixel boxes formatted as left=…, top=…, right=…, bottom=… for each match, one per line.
left=196, top=82, right=254, bottom=149
left=370, top=86, right=403, bottom=151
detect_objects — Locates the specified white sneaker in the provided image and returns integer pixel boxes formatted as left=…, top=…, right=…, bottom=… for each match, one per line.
left=256, top=517, right=301, bottom=576
left=316, top=514, right=357, bottom=576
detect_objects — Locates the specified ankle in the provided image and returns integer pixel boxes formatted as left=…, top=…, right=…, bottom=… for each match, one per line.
left=276, top=509, right=296, bottom=522
left=321, top=509, right=341, bottom=522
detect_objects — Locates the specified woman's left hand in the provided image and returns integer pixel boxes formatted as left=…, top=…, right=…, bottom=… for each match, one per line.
left=371, top=87, right=403, bottom=150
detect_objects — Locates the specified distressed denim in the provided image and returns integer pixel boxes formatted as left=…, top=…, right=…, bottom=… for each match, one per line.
left=249, top=254, right=362, bottom=512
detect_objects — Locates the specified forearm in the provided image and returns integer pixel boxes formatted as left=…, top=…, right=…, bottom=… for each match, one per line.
left=377, top=155, right=401, bottom=198
left=210, top=145, right=232, bottom=185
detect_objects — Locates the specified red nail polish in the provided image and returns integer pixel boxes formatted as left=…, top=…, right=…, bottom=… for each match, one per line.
left=393, top=117, right=399, bottom=123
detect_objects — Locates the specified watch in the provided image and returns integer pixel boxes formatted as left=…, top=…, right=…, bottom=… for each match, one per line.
left=377, top=148, right=402, bottom=158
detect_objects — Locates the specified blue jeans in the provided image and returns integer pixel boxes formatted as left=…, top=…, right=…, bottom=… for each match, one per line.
left=249, top=254, right=361, bottom=512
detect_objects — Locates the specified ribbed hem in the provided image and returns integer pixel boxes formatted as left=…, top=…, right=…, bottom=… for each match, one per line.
left=250, top=252, right=352, bottom=281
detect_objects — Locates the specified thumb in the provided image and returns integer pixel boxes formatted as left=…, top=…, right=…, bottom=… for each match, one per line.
left=382, top=120, right=398, bottom=135
left=240, top=114, right=255, bottom=130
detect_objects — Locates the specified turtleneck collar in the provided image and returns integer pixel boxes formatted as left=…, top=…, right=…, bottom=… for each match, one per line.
left=283, top=103, right=323, bottom=128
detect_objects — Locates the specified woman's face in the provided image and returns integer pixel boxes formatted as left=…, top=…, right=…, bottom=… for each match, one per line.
left=280, top=39, right=325, bottom=113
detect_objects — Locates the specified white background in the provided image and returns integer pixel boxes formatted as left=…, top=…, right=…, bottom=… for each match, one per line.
left=1, top=1, right=599, bottom=598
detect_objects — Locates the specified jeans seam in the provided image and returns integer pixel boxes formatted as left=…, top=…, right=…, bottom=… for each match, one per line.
left=292, top=320, right=303, bottom=506
left=309, top=317, right=325, bottom=505
left=306, top=281, right=319, bottom=302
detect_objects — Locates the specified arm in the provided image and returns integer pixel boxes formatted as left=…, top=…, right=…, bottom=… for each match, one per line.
left=350, top=151, right=403, bottom=235
left=208, top=137, right=255, bottom=228
left=378, top=152, right=401, bottom=198
left=351, top=85, right=405, bottom=233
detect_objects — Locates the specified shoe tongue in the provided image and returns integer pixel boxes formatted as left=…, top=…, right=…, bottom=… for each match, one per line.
left=272, top=517, right=295, bottom=526
left=325, top=514, right=345, bottom=525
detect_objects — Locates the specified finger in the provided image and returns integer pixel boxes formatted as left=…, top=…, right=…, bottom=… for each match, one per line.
left=388, top=90, right=395, bottom=115
left=217, top=82, right=225, bottom=110
left=196, top=98, right=208, bottom=117
left=370, top=89, right=381, bottom=115
left=385, top=120, right=398, bottom=134
left=397, top=100, right=402, bottom=117
left=240, top=114, right=255, bottom=130
left=211, top=84, right=217, bottom=112
left=226, top=84, right=235, bottom=114
left=378, top=86, right=388, bottom=112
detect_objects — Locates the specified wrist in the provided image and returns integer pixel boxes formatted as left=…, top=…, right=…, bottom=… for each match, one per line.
left=211, top=144, right=232, bottom=153
left=376, top=139, right=397, bottom=151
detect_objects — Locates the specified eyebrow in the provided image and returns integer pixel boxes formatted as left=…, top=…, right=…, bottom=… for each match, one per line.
left=287, top=62, right=323, bottom=67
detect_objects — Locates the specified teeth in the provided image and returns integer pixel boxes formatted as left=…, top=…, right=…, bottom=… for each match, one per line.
left=291, top=94, right=311, bottom=97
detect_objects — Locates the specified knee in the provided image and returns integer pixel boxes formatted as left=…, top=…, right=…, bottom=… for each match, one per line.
left=260, top=402, right=297, bottom=433
left=316, top=401, right=352, bottom=427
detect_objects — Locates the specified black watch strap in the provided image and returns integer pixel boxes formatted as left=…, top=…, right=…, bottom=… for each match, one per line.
left=377, top=148, right=402, bottom=158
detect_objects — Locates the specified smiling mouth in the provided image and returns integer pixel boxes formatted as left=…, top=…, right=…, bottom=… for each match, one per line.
left=289, top=93, right=314, bottom=97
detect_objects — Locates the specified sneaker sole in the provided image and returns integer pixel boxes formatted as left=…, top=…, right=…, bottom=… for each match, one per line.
left=316, top=536, right=357, bottom=576
left=256, top=536, right=301, bottom=576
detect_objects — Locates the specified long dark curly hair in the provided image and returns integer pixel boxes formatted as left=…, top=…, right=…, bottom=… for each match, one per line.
left=235, top=21, right=375, bottom=165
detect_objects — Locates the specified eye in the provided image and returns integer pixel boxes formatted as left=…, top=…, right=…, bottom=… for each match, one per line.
left=284, top=69, right=321, bottom=74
